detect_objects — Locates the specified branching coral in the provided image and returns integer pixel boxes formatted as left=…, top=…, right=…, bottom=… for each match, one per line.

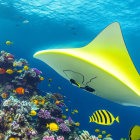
left=76, top=130, right=99, bottom=140
left=38, top=109, right=51, bottom=119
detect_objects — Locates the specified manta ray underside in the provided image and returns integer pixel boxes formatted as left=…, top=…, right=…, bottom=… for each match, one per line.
left=34, top=22, right=140, bottom=107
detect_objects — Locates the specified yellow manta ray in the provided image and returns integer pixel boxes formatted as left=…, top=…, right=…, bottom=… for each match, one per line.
left=33, top=22, right=140, bottom=107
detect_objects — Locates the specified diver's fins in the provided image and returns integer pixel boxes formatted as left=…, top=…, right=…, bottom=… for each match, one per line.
left=129, top=125, right=140, bottom=140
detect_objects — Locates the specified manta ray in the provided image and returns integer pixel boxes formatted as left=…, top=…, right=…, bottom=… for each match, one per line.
left=33, top=22, right=140, bottom=107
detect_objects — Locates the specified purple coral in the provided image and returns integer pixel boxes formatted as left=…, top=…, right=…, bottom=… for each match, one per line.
left=68, top=116, right=72, bottom=125
left=38, top=109, right=51, bottom=119
left=42, top=136, right=55, bottom=140
left=32, top=68, right=42, bottom=74
left=56, top=117, right=64, bottom=123
left=59, top=123, right=71, bottom=132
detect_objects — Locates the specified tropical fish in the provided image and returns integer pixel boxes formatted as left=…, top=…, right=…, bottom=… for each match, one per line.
left=6, top=69, right=14, bottom=74
left=106, top=134, right=112, bottom=137
left=55, top=101, right=60, bottom=104
left=102, top=131, right=106, bottom=134
left=30, top=110, right=37, bottom=116
left=95, top=129, right=100, bottom=133
left=98, top=135, right=102, bottom=139
left=8, top=117, right=13, bottom=122
left=62, top=115, right=67, bottom=119
left=48, top=84, right=51, bottom=87
left=89, top=110, right=119, bottom=125
left=129, top=125, right=140, bottom=140
left=34, top=100, right=39, bottom=104
left=9, top=138, right=16, bottom=140
left=0, top=68, right=6, bottom=74
left=65, top=109, right=68, bottom=111
left=13, top=87, right=24, bottom=94
left=48, top=78, right=52, bottom=82
left=6, top=41, right=13, bottom=45
left=73, top=109, right=78, bottom=113
left=40, top=77, right=44, bottom=80
left=71, top=112, right=75, bottom=114
left=75, top=122, right=80, bottom=126
left=16, top=70, right=22, bottom=73
left=23, top=66, right=29, bottom=70
left=31, top=100, right=39, bottom=104
left=33, top=22, right=140, bottom=107
left=58, top=86, right=61, bottom=90
left=46, top=123, right=59, bottom=131
left=1, top=93, right=8, bottom=98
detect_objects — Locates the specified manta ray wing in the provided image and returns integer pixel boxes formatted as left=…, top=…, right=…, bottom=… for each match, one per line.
left=34, top=22, right=140, bottom=107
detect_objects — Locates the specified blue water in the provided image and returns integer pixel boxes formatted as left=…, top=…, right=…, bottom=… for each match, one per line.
left=0, top=0, right=140, bottom=139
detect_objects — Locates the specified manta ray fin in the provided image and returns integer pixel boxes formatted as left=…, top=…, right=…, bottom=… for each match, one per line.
left=73, top=22, right=140, bottom=95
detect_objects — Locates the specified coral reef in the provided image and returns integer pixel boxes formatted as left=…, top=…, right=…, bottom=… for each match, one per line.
left=0, top=51, right=114, bottom=140
left=75, top=130, right=99, bottom=140
left=0, top=50, right=42, bottom=98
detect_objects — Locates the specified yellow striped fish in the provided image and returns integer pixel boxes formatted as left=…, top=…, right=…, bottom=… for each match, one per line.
left=89, top=110, right=119, bottom=125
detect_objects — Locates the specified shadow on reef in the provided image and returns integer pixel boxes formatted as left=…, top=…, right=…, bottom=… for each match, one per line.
left=0, top=51, right=114, bottom=140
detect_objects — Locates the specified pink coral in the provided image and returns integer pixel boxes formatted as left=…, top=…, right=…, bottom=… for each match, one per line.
left=38, top=109, right=51, bottom=119
left=56, top=136, right=64, bottom=140
left=42, top=136, right=55, bottom=140
left=59, top=123, right=71, bottom=132
left=6, top=55, right=14, bottom=58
